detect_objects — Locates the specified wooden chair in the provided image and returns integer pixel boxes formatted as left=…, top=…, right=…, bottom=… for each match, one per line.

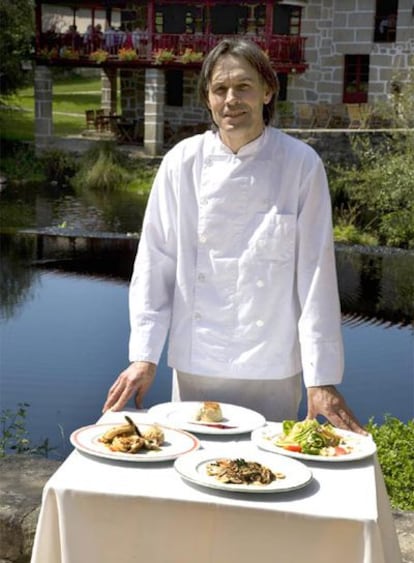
left=359, top=104, right=372, bottom=128
left=313, top=103, right=332, bottom=128
left=95, top=109, right=114, bottom=132
left=296, top=103, right=315, bottom=128
left=330, top=104, right=348, bottom=128
left=346, top=104, right=368, bottom=129
left=85, top=110, right=96, bottom=129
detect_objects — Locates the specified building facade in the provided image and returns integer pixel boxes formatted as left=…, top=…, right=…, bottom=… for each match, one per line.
left=34, top=0, right=414, bottom=154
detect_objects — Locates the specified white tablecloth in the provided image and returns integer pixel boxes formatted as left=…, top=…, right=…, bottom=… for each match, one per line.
left=31, top=409, right=402, bottom=563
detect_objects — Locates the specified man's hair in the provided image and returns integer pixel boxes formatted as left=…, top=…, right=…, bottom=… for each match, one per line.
left=197, top=38, right=280, bottom=126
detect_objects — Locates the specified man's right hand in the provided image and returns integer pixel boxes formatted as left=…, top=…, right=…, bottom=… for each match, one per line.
left=102, top=361, right=156, bottom=413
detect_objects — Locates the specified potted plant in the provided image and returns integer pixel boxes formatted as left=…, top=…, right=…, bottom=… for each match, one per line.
left=60, top=47, right=80, bottom=60
left=89, top=49, right=109, bottom=63
left=179, top=48, right=204, bottom=64
left=152, top=48, right=175, bottom=64
left=118, top=47, right=138, bottom=61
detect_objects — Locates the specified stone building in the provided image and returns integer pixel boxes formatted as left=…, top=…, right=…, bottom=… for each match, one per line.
left=33, top=0, right=414, bottom=155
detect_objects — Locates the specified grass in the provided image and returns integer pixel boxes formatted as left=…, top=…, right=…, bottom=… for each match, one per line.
left=0, top=73, right=116, bottom=141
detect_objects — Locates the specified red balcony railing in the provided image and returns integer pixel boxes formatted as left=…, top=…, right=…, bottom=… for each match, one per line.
left=36, top=31, right=307, bottom=69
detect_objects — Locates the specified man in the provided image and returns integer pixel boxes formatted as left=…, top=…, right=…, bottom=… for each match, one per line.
left=103, top=38, right=365, bottom=433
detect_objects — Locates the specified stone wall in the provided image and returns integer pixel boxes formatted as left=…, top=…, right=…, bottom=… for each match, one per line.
left=292, top=0, right=414, bottom=104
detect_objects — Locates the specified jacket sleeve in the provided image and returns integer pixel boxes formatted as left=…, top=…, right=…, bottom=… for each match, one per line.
left=128, top=156, right=178, bottom=364
left=296, top=156, right=344, bottom=387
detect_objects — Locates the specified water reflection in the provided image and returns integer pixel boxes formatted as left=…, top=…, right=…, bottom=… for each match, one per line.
left=1, top=185, right=413, bottom=458
left=0, top=232, right=413, bottom=460
left=2, top=232, right=412, bottom=329
left=336, top=245, right=414, bottom=327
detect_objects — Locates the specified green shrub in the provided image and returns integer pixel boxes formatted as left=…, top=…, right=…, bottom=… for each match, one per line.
left=0, top=141, right=44, bottom=182
left=366, top=416, right=414, bottom=510
left=39, top=148, right=78, bottom=184
left=328, top=133, right=414, bottom=249
left=0, top=403, right=56, bottom=457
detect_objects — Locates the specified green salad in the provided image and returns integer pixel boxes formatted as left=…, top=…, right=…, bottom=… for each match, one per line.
left=275, top=419, right=349, bottom=456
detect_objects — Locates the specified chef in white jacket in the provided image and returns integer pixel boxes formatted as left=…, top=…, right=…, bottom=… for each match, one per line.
left=103, top=38, right=365, bottom=433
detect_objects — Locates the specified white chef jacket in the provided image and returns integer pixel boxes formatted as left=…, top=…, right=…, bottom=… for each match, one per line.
left=129, top=126, right=344, bottom=387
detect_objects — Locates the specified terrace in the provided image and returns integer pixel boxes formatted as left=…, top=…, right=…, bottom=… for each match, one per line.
left=34, top=0, right=308, bottom=73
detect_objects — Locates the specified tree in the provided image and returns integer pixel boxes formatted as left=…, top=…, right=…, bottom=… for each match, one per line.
left=0, top=0, right=34, bottom=97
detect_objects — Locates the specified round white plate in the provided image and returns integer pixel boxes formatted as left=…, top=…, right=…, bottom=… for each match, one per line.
left=174, top=446, right=313, bottom=493
left=251, top=422, right=377, bottom=462
left=148, top=402, right=266, bottom=435
left=70, top=422, right=200, bottom=462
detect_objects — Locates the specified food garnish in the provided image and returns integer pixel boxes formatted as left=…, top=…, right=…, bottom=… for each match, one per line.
left=99, top=416, right=165, bottom=454
left=274, top=419, right=352, bottom=457
left=206, top=458, right=285, bottom=485
left=189, top=421, right=237, bottom=429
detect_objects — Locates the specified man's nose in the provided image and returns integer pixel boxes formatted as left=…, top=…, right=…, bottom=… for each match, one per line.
left=225, top=88, right=239, bottom=104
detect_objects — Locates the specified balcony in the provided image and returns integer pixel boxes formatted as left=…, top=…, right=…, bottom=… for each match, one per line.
left=35, top=31, right=307, bottom=73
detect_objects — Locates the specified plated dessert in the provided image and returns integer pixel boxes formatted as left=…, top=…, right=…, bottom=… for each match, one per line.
left=148, top=401, right=266, bottom=435
left=195, top=401, right=223, bottom=423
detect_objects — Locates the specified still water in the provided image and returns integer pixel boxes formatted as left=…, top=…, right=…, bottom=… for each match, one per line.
left=0, top=184, right=413, bottom=459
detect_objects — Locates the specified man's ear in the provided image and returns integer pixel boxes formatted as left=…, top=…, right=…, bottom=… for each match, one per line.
left=263, top=87, right=274, bottom=105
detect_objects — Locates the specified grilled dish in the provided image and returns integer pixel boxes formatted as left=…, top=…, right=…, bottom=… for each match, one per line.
left=99, top=416, right=165, bottom=453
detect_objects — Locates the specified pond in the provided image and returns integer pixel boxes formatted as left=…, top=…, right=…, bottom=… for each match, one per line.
left=0, top=183, right=413, bottom=459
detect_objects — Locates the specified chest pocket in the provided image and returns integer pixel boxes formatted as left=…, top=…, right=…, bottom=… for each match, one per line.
left=253, top=213, right=296, bottom=263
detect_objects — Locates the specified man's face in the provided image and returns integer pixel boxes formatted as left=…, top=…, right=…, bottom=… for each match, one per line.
left=207, top=54, right=273, bottom=152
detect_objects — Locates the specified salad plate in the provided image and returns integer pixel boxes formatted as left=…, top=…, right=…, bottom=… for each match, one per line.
left=148, top=401, right=266, bottom=435
left=70, top=422, right=200, bottom=462
left=251, top=422, right=377, bottom=462
left=174, top=446, right=313, bottom=493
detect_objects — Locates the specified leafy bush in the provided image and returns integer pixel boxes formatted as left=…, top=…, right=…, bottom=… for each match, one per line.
left=366, top=416, right=414, bottom=510
left=39, top=148, right=78, bottom=184
left=0, top=403, right=55, bottom=457
left=328, top=133, right=414, bottom=249
left=0, top=141, right=44, bottom=183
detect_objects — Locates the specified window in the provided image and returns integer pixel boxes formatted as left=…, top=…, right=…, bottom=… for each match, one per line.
left=155, top=5, right=187, bottom=34
left=343, top=55, right=369, bottom=104
left=166, top=69, right=183, bottom=106
left=210, top=4, right=248, bottom=34
left=374, top=0, right=398, bottom=42
left=273, top=5, right=301, bottom=35
left=277, top=73, right=288, bottom=101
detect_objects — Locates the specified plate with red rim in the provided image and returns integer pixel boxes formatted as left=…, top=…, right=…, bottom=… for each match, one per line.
left=70, top=422, right=200, bottom=462
left=147, top=402, right=266, bottom=435
left=251, top=422, right=377, bottom=462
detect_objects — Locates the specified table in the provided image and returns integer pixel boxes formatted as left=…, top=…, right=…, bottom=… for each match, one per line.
left=31, top=409, right=402, bottom=563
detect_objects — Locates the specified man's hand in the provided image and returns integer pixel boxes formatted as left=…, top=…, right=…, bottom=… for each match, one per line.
left=102, top=361, right=156, bottom=413
left=307, top=385, right=368, bottom=435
